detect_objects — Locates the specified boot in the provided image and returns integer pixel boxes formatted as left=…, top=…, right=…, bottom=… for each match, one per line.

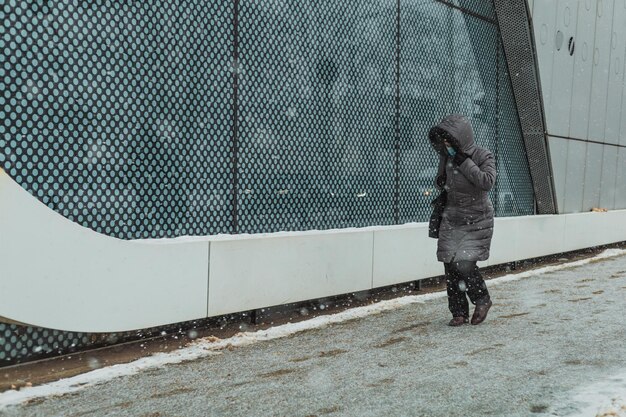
left=448, top=316, right=469, bottom=326
left=471, top=299, right=492, bottom=325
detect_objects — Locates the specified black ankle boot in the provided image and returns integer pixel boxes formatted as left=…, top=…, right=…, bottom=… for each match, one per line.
left=448, top=316, right=469, bottom=326
left=471, top=299, right=492, bottom=325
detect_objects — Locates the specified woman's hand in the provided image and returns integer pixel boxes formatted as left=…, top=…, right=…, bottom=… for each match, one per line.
left=447, top=141, right=469, bottom=166
left=452, top=150, right=469, bottom=166
left=454, top=152, right=496, bottom=191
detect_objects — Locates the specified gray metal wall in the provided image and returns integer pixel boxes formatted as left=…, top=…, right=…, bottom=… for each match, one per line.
left=531, top=0, right=626, bottom=212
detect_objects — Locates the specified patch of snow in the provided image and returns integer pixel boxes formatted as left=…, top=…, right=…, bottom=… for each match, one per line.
left=488, top=249, right=626, bottom=287
left=0, top=249, right=624, bottom=409
left=134, top=222, right=431, bottom=244
left=556, top=369, right=626, bottom=416
left=135, top=214, right=562, bottom=244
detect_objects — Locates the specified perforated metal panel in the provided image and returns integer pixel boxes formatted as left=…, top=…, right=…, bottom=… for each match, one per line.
left=0, top=1, right=234, bottom=239
left=493, top=0, right=557, bottom=214
left=399, top=1, right=534, bottom=222
left=496, top=43, right=535, bottom=216
left=0, top=0, right=536, bottom=238
left=0, top=320, right=197, bottom=365
left=399, top=1, right=496, bottom=222
left=1, top=0, right=538, bottom=365
left=236, top=1, right=397, bottom=232
left=0, top=322, right=91, bottom=362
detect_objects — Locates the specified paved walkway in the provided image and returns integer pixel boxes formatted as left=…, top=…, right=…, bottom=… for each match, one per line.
left=4, top=252, right=626, bottom=417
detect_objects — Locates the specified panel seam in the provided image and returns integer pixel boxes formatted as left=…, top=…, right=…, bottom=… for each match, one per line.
left=394, top=0, right=400, bottom=225
left=370, top=232, right=375, bottom=289
left=547, top=134, right=626, bottom=149
left=207, top=242, right=211, bottom=317
left=230, top=0, right=241, bottom=234
left=580, top=0, right=601, bottom=212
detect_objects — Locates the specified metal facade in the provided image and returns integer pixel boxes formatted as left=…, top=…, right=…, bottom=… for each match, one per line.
left=493, top=0, right=557, bottom=214
left=0, top=1, right=534, bottom=241
left=529, top=0, right=626, bottom=213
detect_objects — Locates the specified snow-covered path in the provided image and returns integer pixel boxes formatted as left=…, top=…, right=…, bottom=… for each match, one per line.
left=3, top=250, right=626, bottom=417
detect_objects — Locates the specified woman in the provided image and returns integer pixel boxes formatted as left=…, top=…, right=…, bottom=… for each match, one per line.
left=428, top=114, right=496, bottom=326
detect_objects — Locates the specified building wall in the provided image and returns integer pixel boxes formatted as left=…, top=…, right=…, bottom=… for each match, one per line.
left=531, top=0, right=626, bottom=212
left=0, top=0, right=534, bottom=242
left=2, top=0, right=626, bottom=366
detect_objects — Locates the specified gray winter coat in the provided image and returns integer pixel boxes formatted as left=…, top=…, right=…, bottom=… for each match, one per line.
left=428, top=115, right=496, bottom=263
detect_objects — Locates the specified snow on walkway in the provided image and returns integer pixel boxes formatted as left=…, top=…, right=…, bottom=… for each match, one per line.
left=555, top=368, right=626, bottom=417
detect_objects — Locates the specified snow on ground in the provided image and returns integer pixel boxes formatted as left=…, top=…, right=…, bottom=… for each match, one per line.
left=137, top=223, right=429, bottom=243
left=558, top=369, right=626, bottom=416
left=0, top=248, right=625, bottom=410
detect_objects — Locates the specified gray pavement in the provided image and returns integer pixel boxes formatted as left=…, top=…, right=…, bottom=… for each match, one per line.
left=4, top=253, right=626, bottom=417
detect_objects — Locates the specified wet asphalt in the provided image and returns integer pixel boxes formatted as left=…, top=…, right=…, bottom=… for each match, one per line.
left=4, top=253, right=626, bottom=417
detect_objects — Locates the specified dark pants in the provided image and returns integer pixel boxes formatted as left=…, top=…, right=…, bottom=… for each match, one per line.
left=444, top=261, right=491, bottom=318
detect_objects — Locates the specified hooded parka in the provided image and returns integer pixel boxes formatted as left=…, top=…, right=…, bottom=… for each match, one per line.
left=429, top=115, right=496, bottom=263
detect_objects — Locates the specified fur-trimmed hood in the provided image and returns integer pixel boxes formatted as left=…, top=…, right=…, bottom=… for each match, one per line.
left=428, top=114, right=477, bottom=156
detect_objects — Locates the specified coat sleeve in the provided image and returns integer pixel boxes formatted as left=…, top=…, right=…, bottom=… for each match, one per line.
left=457, top=151, right=496, bottom=191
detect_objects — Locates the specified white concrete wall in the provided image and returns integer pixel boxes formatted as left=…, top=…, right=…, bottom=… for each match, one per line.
left=532, top=0, right=626, bottom=213
left=0, top=170, right=210, bottom=333
left=207, top=232, right=374, bottom=317
left=155, top=210, right=626, bottom=318
left=2, top=169, right=625, bottom=332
